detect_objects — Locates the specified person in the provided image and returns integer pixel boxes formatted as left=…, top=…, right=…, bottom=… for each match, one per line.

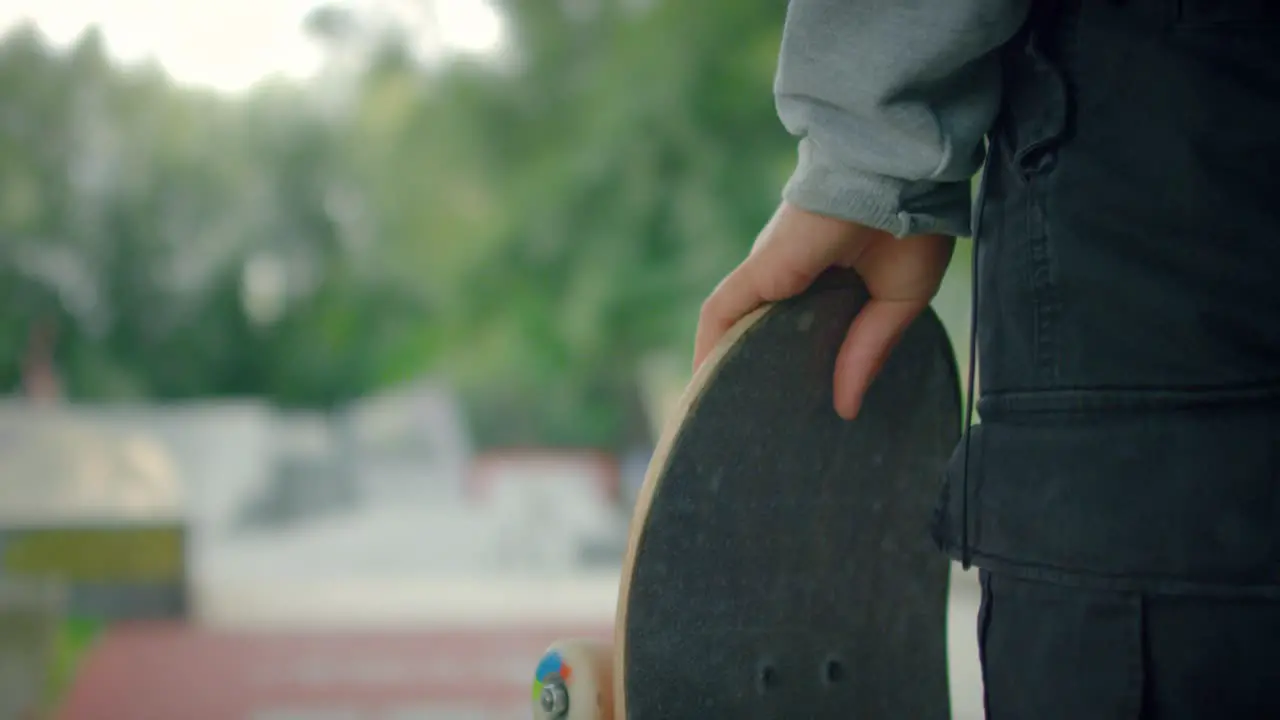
left=694, top=1, right=1280, bottom=717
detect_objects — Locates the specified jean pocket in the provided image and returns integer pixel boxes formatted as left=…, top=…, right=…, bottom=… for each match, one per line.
left=995, top=23, right=1071, bottom=182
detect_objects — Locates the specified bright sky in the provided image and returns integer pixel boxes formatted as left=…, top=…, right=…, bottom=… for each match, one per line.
left=0, top=0, right=505, bottom=92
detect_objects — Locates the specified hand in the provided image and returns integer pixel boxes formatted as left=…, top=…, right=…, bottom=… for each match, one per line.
left=694, top=201, right=954, bottom=420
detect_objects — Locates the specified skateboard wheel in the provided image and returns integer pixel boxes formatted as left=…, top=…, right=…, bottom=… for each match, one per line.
left=532, top=639, right=614, bottom=720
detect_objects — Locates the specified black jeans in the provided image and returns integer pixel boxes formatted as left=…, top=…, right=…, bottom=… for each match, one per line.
left=978, top=570, right=1280, bottom=719
left=935, top=5, right=1280, bottom=714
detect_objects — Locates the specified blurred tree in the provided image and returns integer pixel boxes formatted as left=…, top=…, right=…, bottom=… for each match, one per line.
left=0, top=2, right=970, bottom=450
left=374, top=0, right=794, bottom=448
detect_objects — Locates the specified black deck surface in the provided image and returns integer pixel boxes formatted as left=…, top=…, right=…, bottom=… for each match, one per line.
left=622, top=270, right=962, bottom=719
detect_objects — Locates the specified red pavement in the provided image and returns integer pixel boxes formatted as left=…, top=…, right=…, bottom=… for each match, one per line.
left=56, top=621, right=610, bottom=720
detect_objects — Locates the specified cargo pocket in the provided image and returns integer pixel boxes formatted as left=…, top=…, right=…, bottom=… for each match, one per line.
left=978, top=573, right=1145, bottom=719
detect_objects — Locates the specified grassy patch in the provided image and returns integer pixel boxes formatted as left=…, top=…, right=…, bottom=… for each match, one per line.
left=43, top=617, right=103, bottom=712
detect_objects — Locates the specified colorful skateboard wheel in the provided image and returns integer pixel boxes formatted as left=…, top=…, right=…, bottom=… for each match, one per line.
left=531, top=639, right=614, bottom=720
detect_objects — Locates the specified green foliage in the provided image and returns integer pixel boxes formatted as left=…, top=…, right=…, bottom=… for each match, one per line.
left=0, top=3, right=970, bottom=450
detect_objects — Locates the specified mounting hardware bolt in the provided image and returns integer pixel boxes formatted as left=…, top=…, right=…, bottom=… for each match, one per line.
left=540, top=680, right=569, bottom=716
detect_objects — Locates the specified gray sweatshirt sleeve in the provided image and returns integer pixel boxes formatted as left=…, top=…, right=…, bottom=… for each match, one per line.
left=776, top=0, right=1030, bottom=237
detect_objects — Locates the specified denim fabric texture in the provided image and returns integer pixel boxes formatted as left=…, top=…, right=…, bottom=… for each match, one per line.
left=934, top=0, right=1280, bottom=595
left=933, top=1, right=1280, bottom=715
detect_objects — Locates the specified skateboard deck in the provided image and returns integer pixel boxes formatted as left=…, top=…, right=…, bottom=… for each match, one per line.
left=533, top=269, right=963, bottom=719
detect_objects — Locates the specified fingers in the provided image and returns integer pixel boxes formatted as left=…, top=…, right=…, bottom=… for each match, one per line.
left=694, top=205, right=869, bottom=371
left=693, top=265, right=761, bottom=371
left=693, top=256, right=832, bottom=371
left=832, top=297, right=929, bottom=420
left=829, top=234, right=952, bottom=418
left=693, top=206, right=951, bottom=422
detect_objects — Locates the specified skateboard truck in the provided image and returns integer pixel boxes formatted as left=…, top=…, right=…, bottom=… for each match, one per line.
left=539, top=679, right=569, bottom=716
left=532, top=641, right=613, bottom=719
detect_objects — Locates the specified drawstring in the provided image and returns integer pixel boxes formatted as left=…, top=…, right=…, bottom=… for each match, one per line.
left=960, top=216, right=980, bottom=569
left=959, top=130, right=996, bottom=569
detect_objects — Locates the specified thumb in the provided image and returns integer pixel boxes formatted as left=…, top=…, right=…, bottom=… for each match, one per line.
left=832, top=298, right=929, bottom=420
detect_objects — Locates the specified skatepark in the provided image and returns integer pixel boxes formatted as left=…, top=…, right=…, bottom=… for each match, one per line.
left=0, top=266, right=984, bottom=718
left=0, top=376, right=987, bottom=719
left=0, top=392, right=987, bottom=719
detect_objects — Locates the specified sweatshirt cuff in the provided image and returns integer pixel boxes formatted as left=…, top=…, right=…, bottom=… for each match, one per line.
left=782, top=137, right=974, bottom=238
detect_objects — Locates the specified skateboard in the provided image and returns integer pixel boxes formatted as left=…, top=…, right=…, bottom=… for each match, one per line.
left=532, top=269, right=962, bottom=719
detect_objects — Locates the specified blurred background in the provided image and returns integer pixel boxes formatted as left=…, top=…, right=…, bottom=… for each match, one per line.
left=0, top=0, right=978, bottom=717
